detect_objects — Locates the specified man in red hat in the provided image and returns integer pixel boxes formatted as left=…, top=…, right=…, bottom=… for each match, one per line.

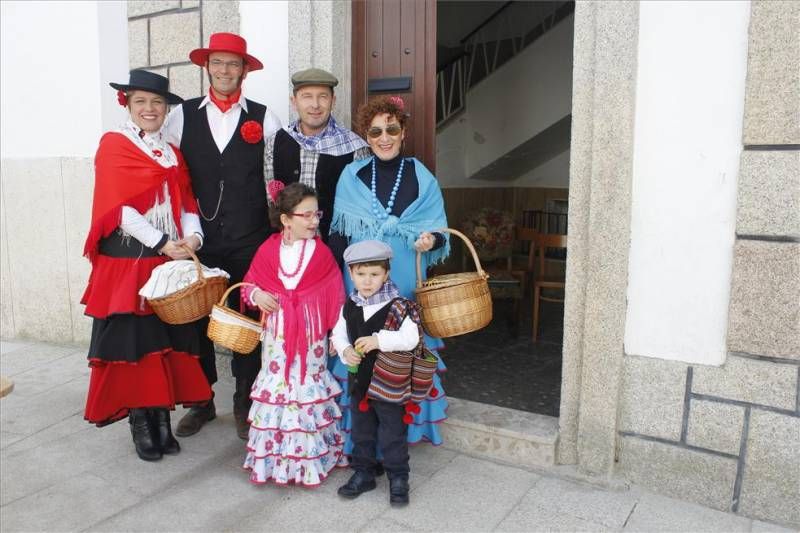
left=165, top=32, right=281, bottom=440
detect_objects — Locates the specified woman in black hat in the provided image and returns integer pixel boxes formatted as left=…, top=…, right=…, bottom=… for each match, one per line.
left=81, top=70, right=213, bottom=461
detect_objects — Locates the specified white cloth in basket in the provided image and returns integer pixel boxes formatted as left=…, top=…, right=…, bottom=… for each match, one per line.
left=138, top=260, right=230, bottom=299
left=210, top=306, right=262, bottom=333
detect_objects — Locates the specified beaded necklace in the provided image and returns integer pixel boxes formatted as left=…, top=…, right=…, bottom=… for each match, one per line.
left=279, top=238, right=307, bottom=278
left=371, top=156, right=404, bottom=219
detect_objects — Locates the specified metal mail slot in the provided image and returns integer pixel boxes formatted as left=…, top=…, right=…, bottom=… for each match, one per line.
left=368, top=76, right=412, bottom=93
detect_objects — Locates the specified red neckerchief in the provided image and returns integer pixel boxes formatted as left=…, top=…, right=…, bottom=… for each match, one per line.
left=243, top=234, right=344, bottom=384
left=208, top=87, right=241, bottom=113
left=83, top=132, right=198, bottom=264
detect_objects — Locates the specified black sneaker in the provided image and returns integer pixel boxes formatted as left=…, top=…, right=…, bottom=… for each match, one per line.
left=389, top=476, right=409, bottom=507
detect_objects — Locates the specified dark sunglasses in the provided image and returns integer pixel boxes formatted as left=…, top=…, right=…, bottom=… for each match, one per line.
left=366, top=124, right=403, bottom=139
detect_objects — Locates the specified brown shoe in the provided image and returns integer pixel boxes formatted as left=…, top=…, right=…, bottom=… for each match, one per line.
left=175, top=400, right=216, bottom=437
left=235, top=412, right=250, bottom=440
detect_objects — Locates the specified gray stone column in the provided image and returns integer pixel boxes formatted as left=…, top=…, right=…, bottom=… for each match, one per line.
left=557, top=0, right=639, bottom=475
left=288, top=0, right=353, bottom=128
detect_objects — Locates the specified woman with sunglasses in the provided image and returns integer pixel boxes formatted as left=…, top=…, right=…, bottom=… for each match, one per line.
left=330, top=95, right=450, bottom=457
left=238, top=182, right=347, bottom=486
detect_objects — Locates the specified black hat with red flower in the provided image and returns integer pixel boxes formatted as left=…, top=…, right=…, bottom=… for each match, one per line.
left=110, top=69, right=183, bottom=105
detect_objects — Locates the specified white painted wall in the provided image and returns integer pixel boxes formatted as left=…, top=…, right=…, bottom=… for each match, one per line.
left=625, top=1, right=751, bottom=365
left=436, top=15, right=573, bottom=188
left=0, top=1, right=127, bottom=158
left=239, top=1, right=291, bottom=126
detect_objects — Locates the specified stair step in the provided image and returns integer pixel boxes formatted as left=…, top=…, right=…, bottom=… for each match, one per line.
left=441, top=397, right=558, bottom=468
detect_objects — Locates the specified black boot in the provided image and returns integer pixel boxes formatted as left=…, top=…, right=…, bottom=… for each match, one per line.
left=233, top=377, right=253, bottom=441
left=150, top=408, right=180, bottom=455
left=337, top=471, right=377, bottom=499
left=129, top=408, right=162, bottom=462
left=389, top=476, right=410, bottom=506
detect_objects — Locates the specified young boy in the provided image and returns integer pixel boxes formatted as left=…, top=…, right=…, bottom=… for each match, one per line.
left=331, top=240, right=422, bottom=506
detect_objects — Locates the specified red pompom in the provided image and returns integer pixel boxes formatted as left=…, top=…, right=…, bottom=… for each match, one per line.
left=240, top=120, right=263, bottom=144
left=267, top=180, right=285, bottom=204
left=409, top=402, right=421, bottom=414
left=117, top=90, right=127, bottom=107
left=358, top=397, right=369, bottom=412
left=402, top=413, right=413, bottom=425
left=429, top=387, right=439, bottom=398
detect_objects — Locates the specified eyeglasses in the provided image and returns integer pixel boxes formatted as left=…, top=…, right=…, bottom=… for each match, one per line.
left=208, top=59, right=244, bottom=70
left=366, top=124, right=403, bottom=139
left=291, top=210, right=323, bottom=221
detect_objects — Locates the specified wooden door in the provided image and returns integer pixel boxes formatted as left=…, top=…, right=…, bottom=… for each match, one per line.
left=352, top=0, right=436, bottom=172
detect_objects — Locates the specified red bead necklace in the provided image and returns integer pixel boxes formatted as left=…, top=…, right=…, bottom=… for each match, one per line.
left=279, top=238, right=307, bottom=278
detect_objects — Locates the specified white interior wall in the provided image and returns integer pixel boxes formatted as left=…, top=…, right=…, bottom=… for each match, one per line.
left=239, top=1, right=291, bottom=126
left=436, top=15, right=574, bottom=188
left=625, top=0, right=751, bottom=365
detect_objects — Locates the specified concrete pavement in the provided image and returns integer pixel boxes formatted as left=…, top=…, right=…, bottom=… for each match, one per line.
left=0, top=339, right=795, bottom=533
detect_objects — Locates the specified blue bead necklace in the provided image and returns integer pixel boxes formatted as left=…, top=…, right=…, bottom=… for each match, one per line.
left=371, top=156, right=404, bottom=219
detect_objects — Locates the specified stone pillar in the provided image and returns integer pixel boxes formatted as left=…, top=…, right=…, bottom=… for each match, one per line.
left=725, top=0, right=800, bottom=525
left=288, top=0, right=353, bottom=128
left=557, top=0, right=639, bottom=475
left=127, top=0, right=239, bottom=99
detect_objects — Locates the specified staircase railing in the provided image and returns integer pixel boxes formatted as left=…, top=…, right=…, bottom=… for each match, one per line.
left=436, top=1, right=575, bottom=128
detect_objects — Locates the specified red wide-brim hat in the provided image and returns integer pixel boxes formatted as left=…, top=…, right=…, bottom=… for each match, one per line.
left=189, top=32, right=263, bottom=71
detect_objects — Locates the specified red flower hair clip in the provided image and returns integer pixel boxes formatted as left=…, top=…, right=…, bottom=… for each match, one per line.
left=267, top=180, right=285, bottom=203
left=387, top=95, right=405, bottom=111
left=117, top=90, right=128, bottom=107
left=240, top=120, right=263, bottom=144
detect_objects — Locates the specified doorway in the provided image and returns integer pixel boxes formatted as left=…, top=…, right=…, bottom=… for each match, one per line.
left=351, top=0, right=576, bottom=418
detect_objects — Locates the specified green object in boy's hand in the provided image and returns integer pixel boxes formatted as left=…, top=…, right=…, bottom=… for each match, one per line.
left=348, top=348, right=362, bottom=374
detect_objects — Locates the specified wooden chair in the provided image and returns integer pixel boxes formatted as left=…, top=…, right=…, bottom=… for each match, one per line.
left=517, top=228, right=567, bottom=341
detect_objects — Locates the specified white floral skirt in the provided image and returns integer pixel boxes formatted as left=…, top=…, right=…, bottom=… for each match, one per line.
left=243, top=335, right=347, bottom=486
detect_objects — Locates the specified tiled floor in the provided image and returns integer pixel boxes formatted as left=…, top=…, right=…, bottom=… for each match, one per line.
left=440, top=296, right=564, bottom=417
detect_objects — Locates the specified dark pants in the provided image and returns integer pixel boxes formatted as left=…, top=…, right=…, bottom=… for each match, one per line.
left=197, top=245, right=262, bottom=406
left=350, top=400, right=409, bottom=480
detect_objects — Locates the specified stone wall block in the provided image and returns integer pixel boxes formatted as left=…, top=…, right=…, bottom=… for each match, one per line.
left=1, top=186, right=14, bottom=338
left=736, top=150, right=800, bottom=238
left=128, top=18, right=148, bottom=69
left=61, top=158, right=94, bottom=344
left=168, top=64, right=201, bottom=101
left=617, top=435, right=738, bottom=511
left=149, top=11, right=199, bottom=67
left=181, top=0, right=199, bottom=8
left=739, top=410, right=800, bottom=527
left=742, top=1, right=800, bottom=144
left=619, top=355, right=687, bottom=440
left=685, top=399, right=745, bottom=456
left=693, top=355, right=797, bottom=410
left=128, top=0, right=180, bottom=19
left=202, top=1, right=239, bottom=44
left=727, top=241, right=800, bottom=359
left=0, top=159, right=72, bottom=342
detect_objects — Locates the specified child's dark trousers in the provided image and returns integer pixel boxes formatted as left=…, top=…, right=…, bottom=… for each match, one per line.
left=350, top=399, right=410, bottom=480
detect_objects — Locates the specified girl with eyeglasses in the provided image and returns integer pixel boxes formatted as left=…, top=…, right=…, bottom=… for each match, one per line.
left=329, top=95, right=451, bottom=469
left=238, top=182, right=347, bottom=486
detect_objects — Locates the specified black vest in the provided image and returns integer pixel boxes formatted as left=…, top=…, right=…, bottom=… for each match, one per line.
left=343, top=298, right=394, bottom=401
left=271, top=129, right=358, bottom=242
left=180, top=98, right=270, bottom=254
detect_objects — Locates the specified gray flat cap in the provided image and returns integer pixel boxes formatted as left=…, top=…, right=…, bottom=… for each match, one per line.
left=344, top=240, right=393, bottom=265
left=291, top=68, right=339, bottom=90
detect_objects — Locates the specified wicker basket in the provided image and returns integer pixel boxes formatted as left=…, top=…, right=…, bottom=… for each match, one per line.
left=147, top=245, right=229, bottom=325
left=414, top=228, right=492, bottom=338
left=207, top=282, right=263, bottom=354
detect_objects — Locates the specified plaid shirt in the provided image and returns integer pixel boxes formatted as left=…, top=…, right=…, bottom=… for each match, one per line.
left=349, top=280, right=401, bottom=307
left=265, top=117, right=370, bottom=191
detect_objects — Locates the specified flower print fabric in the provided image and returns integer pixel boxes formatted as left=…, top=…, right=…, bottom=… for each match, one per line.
left=244, top=330, right=347, bottom=486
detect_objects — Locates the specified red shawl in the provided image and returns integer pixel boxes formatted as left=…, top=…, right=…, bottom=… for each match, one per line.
left=83, top=132, right=198, bottom=263
left=244, top=234, right=344, bottom=384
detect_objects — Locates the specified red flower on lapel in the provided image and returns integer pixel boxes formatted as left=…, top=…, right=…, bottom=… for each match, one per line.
left=240, top=120, right=263, bottom=144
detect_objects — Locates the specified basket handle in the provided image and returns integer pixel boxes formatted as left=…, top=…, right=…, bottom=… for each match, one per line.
left=415, top=228, right=487, bottom=288
left=179, top=244, right=206, bottom=286
left=218, top=282, right=256, bottom=307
